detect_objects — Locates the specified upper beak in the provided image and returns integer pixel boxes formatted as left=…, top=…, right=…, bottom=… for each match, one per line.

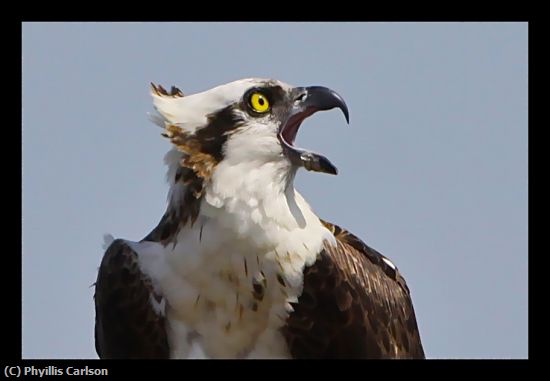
left=278, top=86, right=349, bottom=175
left=298, top=86, right=349, bottom=124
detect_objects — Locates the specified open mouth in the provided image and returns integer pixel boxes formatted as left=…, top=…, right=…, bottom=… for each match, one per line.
left=278, top=109, right=316, bottom=147
left=277, top=86, right=349, bottom=175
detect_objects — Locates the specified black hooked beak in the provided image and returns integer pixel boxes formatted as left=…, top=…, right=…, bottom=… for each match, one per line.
left=299, top=86, right=349, bottom=123
left=278, top=86, right=349, bottom=175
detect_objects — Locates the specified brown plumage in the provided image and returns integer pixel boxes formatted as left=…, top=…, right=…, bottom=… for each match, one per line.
left=282, top=220, right=425, bottom=359
left=94, top=239, right=168, bottom=359
left=143, top=103, right=247, bottom=245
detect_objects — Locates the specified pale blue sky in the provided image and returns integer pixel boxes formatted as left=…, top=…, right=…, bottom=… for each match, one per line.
left=22, top=22, right=528, bottom=358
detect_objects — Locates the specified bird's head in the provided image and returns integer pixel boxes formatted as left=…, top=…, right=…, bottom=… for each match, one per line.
left=151, top=78, right=348, bottom=184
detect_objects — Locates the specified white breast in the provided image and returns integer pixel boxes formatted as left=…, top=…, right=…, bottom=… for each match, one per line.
left=137, top=158, right=335, bottom=358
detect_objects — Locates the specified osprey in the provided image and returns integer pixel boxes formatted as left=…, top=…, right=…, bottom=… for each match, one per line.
left=94, top=78, right=425, bottom=359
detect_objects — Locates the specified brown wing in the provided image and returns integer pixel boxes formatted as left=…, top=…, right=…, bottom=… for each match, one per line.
left=282, top=220, right=425, bottom=359
left=94, top=239, right=169, bottom=359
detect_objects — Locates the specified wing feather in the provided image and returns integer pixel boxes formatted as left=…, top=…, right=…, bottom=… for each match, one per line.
left=282, top=220, right=425, bottom=359
left=94, top=239, right=169, bottom=359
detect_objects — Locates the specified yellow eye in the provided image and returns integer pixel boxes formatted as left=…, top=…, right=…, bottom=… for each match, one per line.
left=249, top=92, right=270, bottom=113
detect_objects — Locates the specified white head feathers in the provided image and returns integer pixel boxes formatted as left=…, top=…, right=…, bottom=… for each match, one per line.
left=149, top=78, right=292, bottom=133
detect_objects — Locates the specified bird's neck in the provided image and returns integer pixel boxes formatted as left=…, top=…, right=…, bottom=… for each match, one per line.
left=203, top=158, right=299, bottom=223
left=164, top=148, right=332, bottom=249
